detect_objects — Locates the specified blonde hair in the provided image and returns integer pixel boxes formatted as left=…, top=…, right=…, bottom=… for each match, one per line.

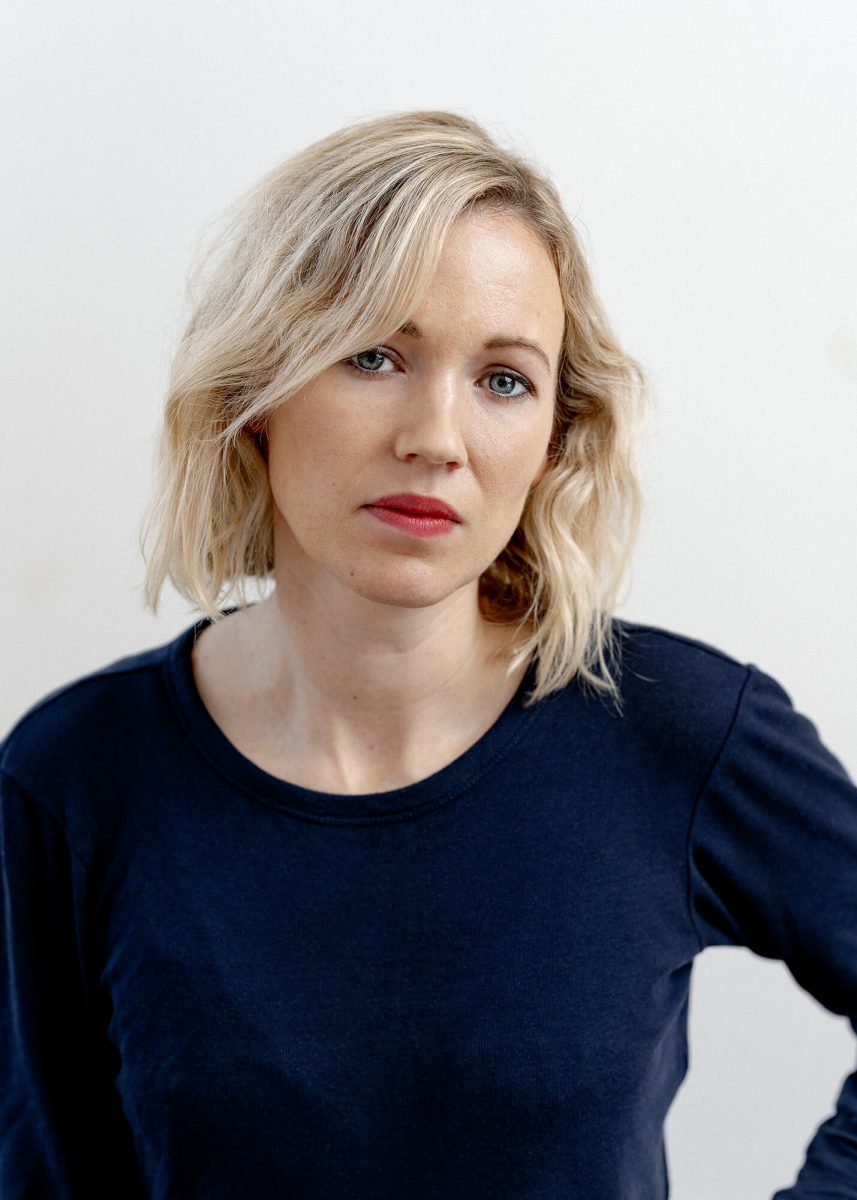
left=142, top=109, right=650, bottom=709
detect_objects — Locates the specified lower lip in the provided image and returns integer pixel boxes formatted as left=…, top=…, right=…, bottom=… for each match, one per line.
left=364, top=506, right=460, bottom=538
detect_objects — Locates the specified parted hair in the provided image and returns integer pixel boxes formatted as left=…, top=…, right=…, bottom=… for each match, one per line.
left=141, top=109, right=650, bottom=708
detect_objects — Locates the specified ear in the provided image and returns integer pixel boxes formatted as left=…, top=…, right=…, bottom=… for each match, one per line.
left=244, top=417, right=269, bottom=463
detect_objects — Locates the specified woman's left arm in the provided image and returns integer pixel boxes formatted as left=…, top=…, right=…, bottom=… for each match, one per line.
left=688, top=663, right=857, bottom=1199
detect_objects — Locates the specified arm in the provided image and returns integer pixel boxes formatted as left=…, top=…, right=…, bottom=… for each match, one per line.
left=0, top=767, right=147, bottom=1198
left=687, top=665, right=857, bottom=1198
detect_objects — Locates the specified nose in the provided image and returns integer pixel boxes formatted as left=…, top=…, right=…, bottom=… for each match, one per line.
left=393, top=378, right=468, bottom=469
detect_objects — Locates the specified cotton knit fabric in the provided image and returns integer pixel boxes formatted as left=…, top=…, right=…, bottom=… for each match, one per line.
left=2, top=614, right=856, bottom=1198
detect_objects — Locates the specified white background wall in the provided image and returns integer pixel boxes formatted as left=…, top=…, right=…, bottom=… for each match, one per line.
left=2, top=2, right=855, bottom=1195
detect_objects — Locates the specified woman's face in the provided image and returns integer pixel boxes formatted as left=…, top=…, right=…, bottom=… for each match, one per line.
left=265, top=208, right=566, bottom=612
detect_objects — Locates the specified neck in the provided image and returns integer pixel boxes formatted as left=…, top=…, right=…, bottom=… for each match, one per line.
left=221, top=558, right=527, bottom=794
left=250, top=576, right=517, bottom=719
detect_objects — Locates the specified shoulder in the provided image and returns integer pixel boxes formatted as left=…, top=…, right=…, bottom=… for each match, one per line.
left=612, top=615, right=751, bottom=686
left=0, top=626, right=195, bottom=799
left=606, top=615, right=754, bottom=757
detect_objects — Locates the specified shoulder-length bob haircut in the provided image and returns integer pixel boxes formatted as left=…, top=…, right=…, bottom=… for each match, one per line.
left=142, top=109, right=650, bottom=709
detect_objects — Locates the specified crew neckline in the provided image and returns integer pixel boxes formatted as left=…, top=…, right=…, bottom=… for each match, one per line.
left=164, top=612, right=547, bottom=825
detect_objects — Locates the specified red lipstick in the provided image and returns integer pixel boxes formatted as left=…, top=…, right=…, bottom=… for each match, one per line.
left=364, top=493, right=462, bottom=538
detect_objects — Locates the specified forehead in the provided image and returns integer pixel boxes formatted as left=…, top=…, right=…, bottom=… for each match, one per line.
left=411, top=209, right=565, bottom=353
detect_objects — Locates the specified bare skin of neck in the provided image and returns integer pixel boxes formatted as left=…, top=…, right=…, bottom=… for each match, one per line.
left=191, top=583, right=530, bottom=797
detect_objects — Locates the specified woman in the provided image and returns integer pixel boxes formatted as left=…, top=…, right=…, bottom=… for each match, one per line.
left=2, top=110, right=855, bottom=1199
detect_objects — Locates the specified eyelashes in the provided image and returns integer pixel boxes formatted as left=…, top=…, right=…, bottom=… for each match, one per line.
left=348, top=349, right=396, bottom=376
left=344, top=348, right=535, bottom=401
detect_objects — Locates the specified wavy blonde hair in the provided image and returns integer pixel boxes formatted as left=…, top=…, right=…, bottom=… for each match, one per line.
left=142, top=109, right=650, bottom=709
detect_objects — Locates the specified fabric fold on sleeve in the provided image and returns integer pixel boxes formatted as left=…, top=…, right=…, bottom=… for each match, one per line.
left=687, top=664, right=857, bottom=1198
left=0, top=766, right=147, bottom=1198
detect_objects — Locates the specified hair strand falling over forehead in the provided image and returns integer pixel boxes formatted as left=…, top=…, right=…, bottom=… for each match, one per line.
left=141, top=109, right=651, bottom=711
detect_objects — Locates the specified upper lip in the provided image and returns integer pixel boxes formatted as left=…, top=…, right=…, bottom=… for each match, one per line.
left=366, top=493, right=462, bottom=522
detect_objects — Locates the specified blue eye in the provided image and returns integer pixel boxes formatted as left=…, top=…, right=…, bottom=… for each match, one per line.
left=345, top=349, right=534, bottom=399
left=348, top=349, right=395, bottom=374
left=486, top=371, right=533, bottom=399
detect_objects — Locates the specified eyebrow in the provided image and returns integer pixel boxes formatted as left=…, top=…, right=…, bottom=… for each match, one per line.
left=397, top=320, right=552, bottom=374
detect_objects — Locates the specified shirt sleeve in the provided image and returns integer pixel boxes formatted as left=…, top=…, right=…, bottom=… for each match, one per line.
left=687, top=664, right=857, bottom=1199
left=0, top=766, right=148, bottom=1198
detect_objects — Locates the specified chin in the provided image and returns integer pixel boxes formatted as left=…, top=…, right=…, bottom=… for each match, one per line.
left=343, top=561, right=475, bottom=611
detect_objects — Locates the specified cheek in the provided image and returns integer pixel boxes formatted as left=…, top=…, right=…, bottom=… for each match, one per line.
left=477, top=418, right=553, bottom=498
left=531, top=451, right=551, bottom=487
left=266, top=399, right=381, bottom=528
left=267, top=399, right=344, bottom=488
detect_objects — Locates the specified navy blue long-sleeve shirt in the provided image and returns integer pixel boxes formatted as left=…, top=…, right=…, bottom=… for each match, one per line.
left=2, top=614, right=856, bottom=1198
